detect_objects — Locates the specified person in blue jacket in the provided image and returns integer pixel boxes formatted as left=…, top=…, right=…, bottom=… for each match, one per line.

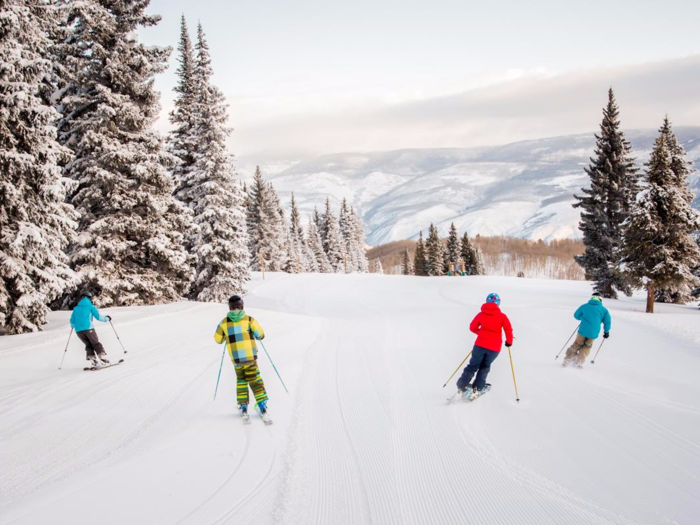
left=563, top=293, right=612, bottom=368
left=70, top=290, right=111, bottom=366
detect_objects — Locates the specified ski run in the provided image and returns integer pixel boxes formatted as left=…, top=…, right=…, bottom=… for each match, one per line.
left=1, top=273, right=699, bottom=525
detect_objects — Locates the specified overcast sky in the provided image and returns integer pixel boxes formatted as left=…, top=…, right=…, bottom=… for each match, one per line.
left=140, top=0, right=700, bottom=160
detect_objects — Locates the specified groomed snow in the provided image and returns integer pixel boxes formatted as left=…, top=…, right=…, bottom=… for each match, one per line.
left=1, top=273, right=699, bottom=524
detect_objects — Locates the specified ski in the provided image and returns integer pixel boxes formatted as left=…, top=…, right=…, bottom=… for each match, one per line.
left=256, top=406, right=273, bottom=425
left=83, top=359, right=124, bottom=371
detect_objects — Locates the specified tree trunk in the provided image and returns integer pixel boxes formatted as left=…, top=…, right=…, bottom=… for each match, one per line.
left=646, top=282, right=655, bottom=313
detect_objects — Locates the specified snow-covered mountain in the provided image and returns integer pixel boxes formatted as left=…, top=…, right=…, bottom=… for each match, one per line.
left=239, top=127, right=700, bottom=246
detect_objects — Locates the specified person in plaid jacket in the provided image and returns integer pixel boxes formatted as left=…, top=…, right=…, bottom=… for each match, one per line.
left=214, top=295, right=268, bottom=416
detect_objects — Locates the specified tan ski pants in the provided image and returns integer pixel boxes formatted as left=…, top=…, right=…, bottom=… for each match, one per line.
left=564, top=333, right=595, bottom=365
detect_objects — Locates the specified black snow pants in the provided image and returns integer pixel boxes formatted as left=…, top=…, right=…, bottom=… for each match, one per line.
left=76, top=329, right=106, bottom=358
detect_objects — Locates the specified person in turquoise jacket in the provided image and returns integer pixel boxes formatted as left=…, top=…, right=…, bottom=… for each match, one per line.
left=563, top=293, right=612, bottom=368
left=70, top=290, right=111, bottom=366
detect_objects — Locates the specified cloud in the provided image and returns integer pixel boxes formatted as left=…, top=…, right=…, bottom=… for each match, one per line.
left=230, top=55, right=700, bottom=159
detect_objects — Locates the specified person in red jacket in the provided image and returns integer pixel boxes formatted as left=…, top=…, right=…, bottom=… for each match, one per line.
left=456, top=292, right=514, bottom=399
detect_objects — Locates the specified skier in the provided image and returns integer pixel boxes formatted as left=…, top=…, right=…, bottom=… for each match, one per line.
left=70, top=290, right=111, bottom=366
left=563, top=294, right=611, bottom=368
left=456, top=292, right=514, bottom=400
left=213, top=295, right=269, bottom=419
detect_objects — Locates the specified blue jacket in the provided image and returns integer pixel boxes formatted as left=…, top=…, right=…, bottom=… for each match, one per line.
left=574, top=299, right=611, bottom=339
left=70, top=297, right=108, bottom=332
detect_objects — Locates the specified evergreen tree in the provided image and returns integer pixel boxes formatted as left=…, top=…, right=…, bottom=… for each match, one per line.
left=573, top=89, right=639, bottom=299
left=0, top=0, right=77, bottom=333
left=349, top=207, right=369, bottom=272
left=247, top=168, right=285, bottom=271
left=246, top=166, right=265, bottom=269
left=372, top=259, right=384, bottom=274
left=168, top=15, right=197, bottom=208
left=445, top=223, right=461, bottom=273
left=401, top=248, right=412, bottom=275
left=413, top=232, right=427, bottom=276
left=426, top=223, right=444, bottom=276
left=188, top=23, right=249, bottom=300
left=623, top=118, right=700, bottom=313
left=307, top=218, right=332, bottom=273
left=288, top=193, right=307, bottom=273
left=56, top=0, right=193, bottom=306
left=461, top=232, right=476, bottom=275
left=321, top=199, right=345, bottom=272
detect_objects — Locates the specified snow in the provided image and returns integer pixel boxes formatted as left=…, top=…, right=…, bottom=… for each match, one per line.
left=1, top=273, right=699, bottom=524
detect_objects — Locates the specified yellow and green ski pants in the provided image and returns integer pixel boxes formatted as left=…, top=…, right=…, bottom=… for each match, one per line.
left=234, top=361, right=268, bottom=406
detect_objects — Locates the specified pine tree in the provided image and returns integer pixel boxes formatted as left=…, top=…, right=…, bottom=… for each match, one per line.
left=307, top=218, right=332, bottom=273
left=247, top=168, right=285, bottom=272
left=573, top=89, right=639, bottom=299
left=188, top=23, right=249, bottom=300
left=168, top=15, right=197, bottom=209
left=401, top=248, right=412, bottom=275
left=426, top=223, right=444, bottom=276
left=321, top=199, right=345, bottom=272
left=349, top=207, right=369, bottom=272
left=0, top=0, right=77, bottom=333
left=287, top=193, right=307, bottom=273
left=445, top=223, right=461, bottom=273
left=623, top=118, right=700, bottom=313
left=461, top=232, right=475, bottom=275
left=372, top=259, right=384, bottom=274
left=413, top=232, right=427, bottom=276
left=56, top=0, right=193, bottom=306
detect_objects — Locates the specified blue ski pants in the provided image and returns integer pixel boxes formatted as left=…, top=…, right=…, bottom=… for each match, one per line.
left=457, top=345, right=500, bottom=391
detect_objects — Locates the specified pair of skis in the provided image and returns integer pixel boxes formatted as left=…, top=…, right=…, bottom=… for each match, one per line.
left=83, top=358, right=124, bottom=371
left=447, top=384, right=491, bottom=404
left=240, top=406, right=273, bottom=425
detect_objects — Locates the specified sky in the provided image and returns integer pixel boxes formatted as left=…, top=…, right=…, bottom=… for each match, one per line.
left=140, top=0, right=700, bottom=161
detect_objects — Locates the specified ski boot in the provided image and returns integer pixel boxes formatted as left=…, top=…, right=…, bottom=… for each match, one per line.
left=238, top=404, right=250, bottom=422
left=459, top=384, right=474, bottom=401
left=469, top=383, right=492, bottom=401
left=97, top=353, right=110, bottom=365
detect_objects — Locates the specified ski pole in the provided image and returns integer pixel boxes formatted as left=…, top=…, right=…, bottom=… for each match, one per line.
left=258, top=340, right=289, bottom=394
left=442, top=351, right=472, bottom=388
left=213, top=345, right=226, bottom=401
left=58, top=328, right=73, bottom=370
left=555, top=325, right=579, bottom=360
left=507, top=346, right=520, bottom=402
left=109, top=319, right=128, bottom=354
left=590, top=339, right=606, bottom=364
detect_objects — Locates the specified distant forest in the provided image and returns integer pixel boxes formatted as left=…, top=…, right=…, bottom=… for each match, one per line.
left=367, top=236, right=585, bottom=280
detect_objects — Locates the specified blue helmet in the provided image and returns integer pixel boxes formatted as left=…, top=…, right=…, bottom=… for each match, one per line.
left=486, top=292, right=501, bottom=306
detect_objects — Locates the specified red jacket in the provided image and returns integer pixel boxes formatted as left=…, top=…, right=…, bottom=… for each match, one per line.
left=470, top=303, right=513, bottom=352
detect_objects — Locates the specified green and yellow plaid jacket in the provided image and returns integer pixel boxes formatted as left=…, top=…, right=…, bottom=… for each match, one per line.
left=214, top=313, right=265, bottom=364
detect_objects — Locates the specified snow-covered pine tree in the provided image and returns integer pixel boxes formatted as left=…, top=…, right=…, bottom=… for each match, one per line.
left=350, top=207, right=369, bottom=272
left=623, top=118, right=700, bottom=313
left=474, top=247, right=486, bottom=276
left=188, top=23, right=249, bottom=300
left=247, top=166, right=265, bottom=269
left=168, top=15, right=198, bottom=210
left=573, top=89, right=639, bottom=299
left=288, top=193, right=308, bottom=273
left=0, top=0, right=77, bottom=333
left=401, top=248, right=412, bottom=275
left=338, top=198, right=355, bottom=270
left=313, top=206, right=323, bottom=236
left=445, top=223, right=461, bottom=273
left=413, top=232, right=427, bottom=276
left=56, top=0, right=193, bottom=306
left=426, top=223, right=444, bottom=276
left=372, top=259, right=384, bottom=274
left=460, top=232, right=475, bottom=275
left=307, top=218, right=332, bottom=273
left=263, top=184, right=289, bottom=272
left=321, top=199, right=345, bottom=272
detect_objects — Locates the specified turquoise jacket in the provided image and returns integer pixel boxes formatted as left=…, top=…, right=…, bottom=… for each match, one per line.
left=70, top=297, right=108, bottom=332
left=574, top=299, right=611, bottom=339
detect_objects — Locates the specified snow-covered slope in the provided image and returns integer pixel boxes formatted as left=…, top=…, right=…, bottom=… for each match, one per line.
left=240, top=127, right=700, bottom=245
left=1, top=273, right=699, bottom=524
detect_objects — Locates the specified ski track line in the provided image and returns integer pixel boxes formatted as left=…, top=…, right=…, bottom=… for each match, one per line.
left=539, top=373, right=696, bottom=524
left=0, top=334, right=213, bottom=512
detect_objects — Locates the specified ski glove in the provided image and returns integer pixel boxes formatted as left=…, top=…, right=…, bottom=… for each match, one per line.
left=505, top=342, right=512, bottom=348
left=603, top=332, right=609, bottom=339
left=106, top=316, right=112, bottom=322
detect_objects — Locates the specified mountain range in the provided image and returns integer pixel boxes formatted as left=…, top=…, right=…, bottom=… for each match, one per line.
left=239, top=127, right=700, bottom=246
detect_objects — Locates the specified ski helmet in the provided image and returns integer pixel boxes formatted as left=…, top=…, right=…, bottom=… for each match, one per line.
left=591, top=295, right=603, bottom=303
left=80, top=290, right=93, bottom=298
left=485, top=292, right=501, bottom=306
left=228, top=295, right=244, bottom=310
